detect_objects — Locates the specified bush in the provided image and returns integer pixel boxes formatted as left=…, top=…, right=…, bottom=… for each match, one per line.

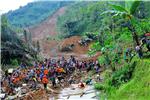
left=98, top=55, right=105, bottom=65
left=94, top=83, right=105, bottom=90
left=11, top=59, right=19, bottom=66
left=109, top=61, right=136, bottom=87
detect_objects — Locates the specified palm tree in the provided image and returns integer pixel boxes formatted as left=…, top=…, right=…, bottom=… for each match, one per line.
left=101, top=1, right=141, bottom=46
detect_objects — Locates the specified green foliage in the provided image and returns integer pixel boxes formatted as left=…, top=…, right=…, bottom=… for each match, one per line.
left=97, top=58, right=150, bottom=99
left=57, top=1, right=112, bottom=37
left=93, top=1, right=150, bottom=99
left=102, top=1, right=142, bottom=19
left=1, top=15, right=8, bottom=27
left=10, top=59, right=19, bottom=66
left=89, top=42, right=101, bottom=55
left=118, top=29, right=132, bottom=43
left=106, top=59, right=150, bottom=99
left=135, top=18, right=150, bottom=34
left=109, top=62, right=136, bottom=87
left=98, top=55, right=105, bottom=65
left=104, top=34, right=114, bottom=48
left=129, top=1, right=141, bottom=15
left=57, top=0, right=124, bottom=41
left=144, top=2, right=150, bottom=18
left=94, top=83, right=105, bottom=90
left=5, top=1, right=72, bottom=28
left=1, top=15, right=37, bottom=65
left=110, top=4, right=128, bottom=12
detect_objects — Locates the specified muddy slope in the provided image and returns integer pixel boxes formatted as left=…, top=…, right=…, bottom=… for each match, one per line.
left=29, top=6, right=100, bottom=60
left=29, top=7, right=66, bottom=41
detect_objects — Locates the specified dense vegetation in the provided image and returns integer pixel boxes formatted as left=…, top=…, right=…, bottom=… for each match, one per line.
left=5, top=1, right=73, bottom=28
left=1, top=15, right=39, bottom=68
left=85, top=1, right=150, bottom=99
left=57, top=1, right=107, bottom=37
left=1, top=1, right=74, bottom=68
left=1, top=1, right=150, bottom=99
left=56, top=1, right=150, bottom=99
left=1, top=1, right=73, bottom=67
left=57, top=1, right=150, bottom=38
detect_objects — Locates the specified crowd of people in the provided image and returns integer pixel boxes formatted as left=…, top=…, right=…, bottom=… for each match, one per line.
left=1, top=55, right=101, bottom=96
left=3, top=35, right=148, bottom=98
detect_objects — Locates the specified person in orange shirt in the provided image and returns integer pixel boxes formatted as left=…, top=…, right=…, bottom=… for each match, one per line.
left=56, top=67, right=64, bottom=73
left=56, top=67, right=60, bottom=73
left=12, top=76, right=20, bottom=87
left=44, top=69, right=49, bottom=75
left=42, top=75, right=48, bottom=90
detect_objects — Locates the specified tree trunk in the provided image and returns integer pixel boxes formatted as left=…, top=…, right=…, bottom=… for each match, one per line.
left=98, top=32, right=104, bottom=46
left=127, top=19, right=140, bottom=46
left=128, top=25, right=139, bottom=46
left=132, top=31, right=139, bottom=45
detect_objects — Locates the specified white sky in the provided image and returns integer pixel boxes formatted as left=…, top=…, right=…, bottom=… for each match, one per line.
left=0, top=0, right=34, bottom=14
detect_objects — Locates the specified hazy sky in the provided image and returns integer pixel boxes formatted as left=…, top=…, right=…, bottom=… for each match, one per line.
left=0, top=0, right=34, bottom=14
left=0, top=0, right=77, bottom=14
left=0, top=0, right=108, bottom=14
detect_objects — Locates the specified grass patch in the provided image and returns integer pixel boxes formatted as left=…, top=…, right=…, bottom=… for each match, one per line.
left=94, top=83, right=106, bottom=90
left=95, top=58, right=150, bottom=100
left=110, top=59, right=150, bottom=100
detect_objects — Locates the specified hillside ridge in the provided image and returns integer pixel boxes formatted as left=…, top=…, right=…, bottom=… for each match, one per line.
left=29, top=7, right=66, bottom=41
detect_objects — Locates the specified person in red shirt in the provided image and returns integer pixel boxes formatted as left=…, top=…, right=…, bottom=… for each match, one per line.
left=78, top=81, right=85, bottom=88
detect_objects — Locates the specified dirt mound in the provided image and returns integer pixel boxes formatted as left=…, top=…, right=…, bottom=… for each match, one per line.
left=41, top=39, right=59, bottom=58
left=28, top=6, right=68, bottom=58
left=40, top=36, right=100, bottom=61
left=28, top=6, right=100, bottom=61
left=40, top=36, right=90, bottom=58
left=60, top=36, right=89, bottom=54
left=21, top=89, right=48, bottom=100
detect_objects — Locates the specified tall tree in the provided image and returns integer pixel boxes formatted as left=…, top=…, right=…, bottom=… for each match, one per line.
left=101, top=0, right=141, bottom=46
left=23, top=29, right=28, bottom=43
left=37, top=41, right=40, bottom=52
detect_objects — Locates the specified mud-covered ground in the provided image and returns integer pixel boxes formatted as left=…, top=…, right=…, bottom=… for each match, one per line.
left=2, top=7, right=101, bottom=100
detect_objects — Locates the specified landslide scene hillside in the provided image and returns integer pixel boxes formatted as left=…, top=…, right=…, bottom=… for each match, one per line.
left=1, top=1, right=150, bottom=100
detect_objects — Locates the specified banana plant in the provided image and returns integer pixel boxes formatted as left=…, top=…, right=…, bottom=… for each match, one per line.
left=101, top=1, right=141, bottom=46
